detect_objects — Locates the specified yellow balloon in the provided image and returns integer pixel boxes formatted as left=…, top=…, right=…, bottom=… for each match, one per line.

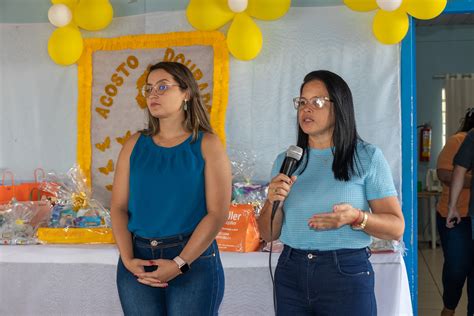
left=344, top=0, right=378, bottom=12
left=373, top=10, right=409, bottom=45
left=74, top=0, right=113, bottom=31
left=247, top=0, right=291, bottom=20
left=404, top=0, right=447, bottom=20
left=227, top=13, right=262, bottom=61
left=186, top=0, right=234, bottom=31
left=48, top=26, right=84, bottom=65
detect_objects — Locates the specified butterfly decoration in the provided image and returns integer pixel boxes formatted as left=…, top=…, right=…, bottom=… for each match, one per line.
left=99, top=159, right=114, bottom=175
left=95, top=136, right=111, bottom=152
left=116, top=130, right=131, bottom=146
left=105, top=184, right=113, bottom=191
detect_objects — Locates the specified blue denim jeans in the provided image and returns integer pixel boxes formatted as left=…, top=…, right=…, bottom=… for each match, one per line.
left=275, top=245, right=376, bottom=316
left=116, top=234, right=224, bottom=316
left=437, top=213, right=474, bottom=315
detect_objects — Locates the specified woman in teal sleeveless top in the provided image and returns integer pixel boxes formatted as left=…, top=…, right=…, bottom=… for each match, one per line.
left=111, top=62, right=232, bottom=315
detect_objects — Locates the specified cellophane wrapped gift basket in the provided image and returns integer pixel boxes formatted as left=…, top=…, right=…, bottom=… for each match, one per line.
left=216, top=149, right=268, bottom=253
left=37, top=165, right=114, bottom=244
left=0, top=169, right=53, bottom=245
left=0, top=201, right=51, bottom=245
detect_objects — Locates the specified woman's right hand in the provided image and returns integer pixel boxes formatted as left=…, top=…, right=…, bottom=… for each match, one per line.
left=446, top=206, right=461, bottom=228
left=267, top=174, right=297, bottom=204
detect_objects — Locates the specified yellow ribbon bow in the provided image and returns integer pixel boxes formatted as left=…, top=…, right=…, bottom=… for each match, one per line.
left=72, top=191, right=88, bottom=211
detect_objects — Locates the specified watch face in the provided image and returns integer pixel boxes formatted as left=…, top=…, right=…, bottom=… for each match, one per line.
left=180, top=263, right=190, bottom=273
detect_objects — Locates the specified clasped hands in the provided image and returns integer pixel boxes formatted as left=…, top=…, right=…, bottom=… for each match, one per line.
left=124, top=258, right=182, bottom=288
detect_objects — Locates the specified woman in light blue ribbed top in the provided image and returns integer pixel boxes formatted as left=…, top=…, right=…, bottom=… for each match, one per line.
left=258, top=70, right=405, bottom=315
left=111, top=62, right=231, bottom=315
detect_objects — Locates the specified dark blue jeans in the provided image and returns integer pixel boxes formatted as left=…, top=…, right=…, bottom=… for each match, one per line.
left=437, top=213, right=474, bottom=315
left=275, top=245, right=376, bottom=316
left=116, top=234, right=224, bottom=316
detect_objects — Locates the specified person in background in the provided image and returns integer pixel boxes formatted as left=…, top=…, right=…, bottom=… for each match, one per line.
left=437, top=108, right=474, bottom=316
left=110, top=61, right=232, bottom=315
left=257, top=70, right=404, bottom=315
left=446, top=108, right=474, bottom=316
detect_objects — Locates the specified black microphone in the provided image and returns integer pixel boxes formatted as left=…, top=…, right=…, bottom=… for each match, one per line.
left=270, top=145, right=303, bottom=221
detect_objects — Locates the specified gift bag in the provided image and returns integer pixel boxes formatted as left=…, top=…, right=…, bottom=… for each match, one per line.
left=0, top=171, right=16, bottom=205
left=0, top=169, right=53, bottom=205
left=16, top=169, right=54, bottom=202
left=216, top=204, right=261, bottom=252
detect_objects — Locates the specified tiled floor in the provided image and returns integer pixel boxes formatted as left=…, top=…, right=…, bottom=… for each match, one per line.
left=418, top=242, right=468, bottom=316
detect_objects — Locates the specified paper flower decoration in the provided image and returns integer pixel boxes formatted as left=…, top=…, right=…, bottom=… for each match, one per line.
left=47, top=0, right=114, bottom=66
left=186, top=0, right=291, bottom=61
left=344, top=0, right=447, bottom=44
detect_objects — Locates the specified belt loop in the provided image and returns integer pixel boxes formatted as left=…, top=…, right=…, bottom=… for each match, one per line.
left=332, top=250, right=338, bottom=265
left=286, top=245, right=293, bottom=261
left=366, top=247, right=372, bottom=258
left=210, top=240, right=216, bottom=252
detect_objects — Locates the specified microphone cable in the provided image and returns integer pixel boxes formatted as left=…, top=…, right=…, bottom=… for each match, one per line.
left=267, top=145, right=303, bottom=315
left=269, top=214, right=277, bottom=314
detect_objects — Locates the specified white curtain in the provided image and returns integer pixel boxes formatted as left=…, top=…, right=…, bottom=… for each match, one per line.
left=445, top=74, right=474, bottom=136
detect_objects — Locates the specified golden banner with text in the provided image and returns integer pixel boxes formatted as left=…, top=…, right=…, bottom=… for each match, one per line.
left=77, top=32, right=229, bottom=206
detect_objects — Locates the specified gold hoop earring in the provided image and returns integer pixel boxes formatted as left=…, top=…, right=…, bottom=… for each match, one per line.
left=183, top=99, right=188, bottom=111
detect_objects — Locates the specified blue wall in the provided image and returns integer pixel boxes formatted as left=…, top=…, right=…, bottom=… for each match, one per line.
left=416, top=24, right=474, bottom=184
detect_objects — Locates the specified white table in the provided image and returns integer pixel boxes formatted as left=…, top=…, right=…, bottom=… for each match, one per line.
left=0, top=245, right=412, bottom=316
left=418, top=191, right=441, bottom=249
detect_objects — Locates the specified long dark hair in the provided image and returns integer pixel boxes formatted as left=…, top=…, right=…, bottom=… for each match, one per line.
left=295, top=70, right=362, bottom=181
left=140, top=61, right=213, bottom=140
left=458, top=108, right=474, bottom=133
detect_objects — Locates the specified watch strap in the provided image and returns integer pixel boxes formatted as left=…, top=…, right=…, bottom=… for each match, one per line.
left=173, top=256, right=190, bottom=274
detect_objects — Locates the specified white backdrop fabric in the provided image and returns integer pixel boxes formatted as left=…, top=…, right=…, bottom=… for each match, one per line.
left=0, top=7, right=401, bottom=198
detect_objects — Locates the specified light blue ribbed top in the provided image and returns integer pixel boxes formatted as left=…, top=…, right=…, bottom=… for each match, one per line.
left=271, top=141, right=397, bottom=250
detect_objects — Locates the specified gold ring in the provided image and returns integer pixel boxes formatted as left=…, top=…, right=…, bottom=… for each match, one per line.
left=274, top=188, right=278, bottom=193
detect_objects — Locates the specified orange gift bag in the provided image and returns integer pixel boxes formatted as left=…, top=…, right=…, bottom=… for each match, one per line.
left=0, top=169, right=53, bottom=205
left=0, top=171, right=16, bottom=205
left=16, top=168, right=53, bottom=202
left=216, top=204, right=261, bottom=252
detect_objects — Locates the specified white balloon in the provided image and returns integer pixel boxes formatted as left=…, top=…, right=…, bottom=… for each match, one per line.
left=48, top=4, right=72, bottom=27
left=228, top=0, right=248, bottom=13
left=376, top=0, right=402, bottom=11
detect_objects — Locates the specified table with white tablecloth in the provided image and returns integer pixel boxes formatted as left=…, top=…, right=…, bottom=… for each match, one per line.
left=0, top=245, right=412, bottom=315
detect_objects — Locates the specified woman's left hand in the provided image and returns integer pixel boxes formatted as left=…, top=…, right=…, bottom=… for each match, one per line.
left=308, top=203, right=359, bottom=230
left=136, top=259, right=181, bottom=287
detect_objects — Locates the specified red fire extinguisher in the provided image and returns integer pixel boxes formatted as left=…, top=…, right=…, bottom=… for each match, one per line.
left=419, top=124, right=431, bottom=162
